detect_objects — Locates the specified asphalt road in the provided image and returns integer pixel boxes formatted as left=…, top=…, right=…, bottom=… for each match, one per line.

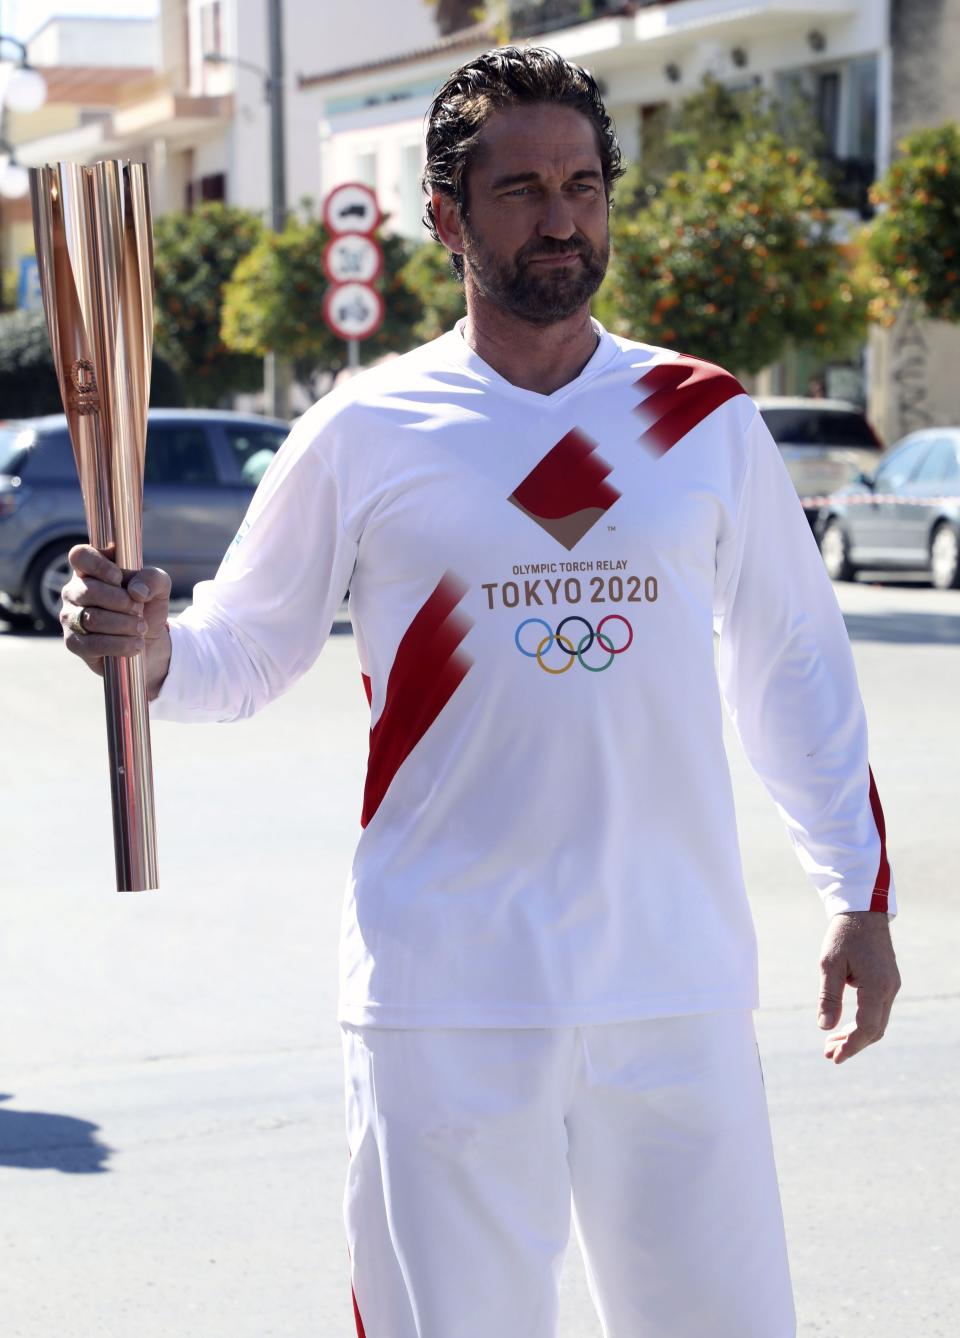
left=1, top=575, right=958, bottom=1338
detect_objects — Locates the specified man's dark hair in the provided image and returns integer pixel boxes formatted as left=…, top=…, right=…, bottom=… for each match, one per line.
left=422, top=45, right=624, bottom=279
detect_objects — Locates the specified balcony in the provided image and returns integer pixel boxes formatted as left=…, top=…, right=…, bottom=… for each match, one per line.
left=508, top=1, right=649, bottom=39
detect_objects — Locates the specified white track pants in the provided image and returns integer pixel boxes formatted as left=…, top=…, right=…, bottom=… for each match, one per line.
left=342, top=1012, right=795, bottom=1338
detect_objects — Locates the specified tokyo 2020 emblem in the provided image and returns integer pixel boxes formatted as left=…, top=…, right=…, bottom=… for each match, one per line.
left=515, top=615, right=633, bottom=674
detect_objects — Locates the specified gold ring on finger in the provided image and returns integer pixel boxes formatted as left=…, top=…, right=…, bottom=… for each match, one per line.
left=68, top=606, right=90, bottom=636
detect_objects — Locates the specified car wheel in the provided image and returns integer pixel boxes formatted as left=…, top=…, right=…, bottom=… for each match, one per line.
left=930, top=522, right=960, bottom=590
left=819, top=518, right=856, bottom=582
left=26, top=540, right=81, bottom=634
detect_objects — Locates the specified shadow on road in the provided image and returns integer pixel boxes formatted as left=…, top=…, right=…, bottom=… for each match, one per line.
left=0, top=609, right=47, bottom=637
left=0, top=1094, right=112, bottom=1173
left=843, top=610, right=960, bottom=645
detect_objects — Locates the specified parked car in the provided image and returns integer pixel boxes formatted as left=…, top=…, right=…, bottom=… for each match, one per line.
left=814, top=427, right=960, bottom=589
left=0, top=408, right=290, bottom=631
left=755, top=397, right=885, bottom=521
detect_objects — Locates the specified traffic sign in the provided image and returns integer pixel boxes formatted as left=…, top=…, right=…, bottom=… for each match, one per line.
left=323, top=282, right=385, bottom=340
left=322, top=232, right=383, bottom=285
left=323, top=182, right=380, bottom=237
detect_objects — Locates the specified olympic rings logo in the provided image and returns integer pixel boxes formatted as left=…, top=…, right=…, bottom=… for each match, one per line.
left=515, top=615, right=633, bottom=674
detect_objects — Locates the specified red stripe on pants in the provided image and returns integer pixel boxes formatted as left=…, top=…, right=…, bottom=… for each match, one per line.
left=352, top=1286, right=367, bottom=1337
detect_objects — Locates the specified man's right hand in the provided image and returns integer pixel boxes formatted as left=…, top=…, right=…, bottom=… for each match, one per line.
left=61, top=544, right=173, bottom=700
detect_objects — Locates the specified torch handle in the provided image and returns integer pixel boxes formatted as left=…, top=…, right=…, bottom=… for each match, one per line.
left=103, top=652, right=159, bottom=891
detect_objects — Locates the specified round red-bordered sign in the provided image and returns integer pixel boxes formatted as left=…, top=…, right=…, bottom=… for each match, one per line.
left=322, top=232, right=384, bottom=285
left=323, top=282, right=385, bottom=340
left=323, top=182, right=380, bottom=237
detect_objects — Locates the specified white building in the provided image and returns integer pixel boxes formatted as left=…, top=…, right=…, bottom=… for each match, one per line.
left=11, top=0, right=441, bottom=218
left=25, top=14, right=160, bottom=69
left=304, top=1, right=888, bottom=245
left=301, top=0, right=891, bottom=406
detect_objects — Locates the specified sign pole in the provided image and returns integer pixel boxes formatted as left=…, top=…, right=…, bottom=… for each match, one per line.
left=347, top=338, right=359, bottom=371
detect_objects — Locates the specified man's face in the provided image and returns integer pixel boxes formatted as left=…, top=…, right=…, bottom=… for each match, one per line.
left=455, top=103, right=610, bottom=325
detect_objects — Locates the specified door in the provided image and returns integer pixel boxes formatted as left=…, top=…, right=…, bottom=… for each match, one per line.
left=142, top=422, right=233, bottom=592
left=894, top=437, right=959, bottom=561
left=851, top=436, right=932, bottom=562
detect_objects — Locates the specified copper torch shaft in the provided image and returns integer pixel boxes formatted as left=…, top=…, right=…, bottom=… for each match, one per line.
left=30, top=160, right=159, bottom=892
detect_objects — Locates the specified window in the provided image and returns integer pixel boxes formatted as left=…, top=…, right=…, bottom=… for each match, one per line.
left=760, top=410, right=821, bottom=446
left=815, top=411, right=880, bottom=448
left=144, top=426, right=217, bottom=486
left=760, top=408, right=878, bottom=449
left=18, top=431, right=76, bottom=481
left=355, top=151, right=377, bottom=191
left=186, top=172, right=226, bottom=209
left=873, top=438, right=932, bottom=492
left=399, top=142, right=425, bottom=239
left=0, top=427, right=34, bottom=476
left=200, top=0, right=223, bottom=57
left=912, top=438, right=960, bottom=485
left=815, top=71, right=841, bottom=156
left=222, top=424, right=288, bottom=485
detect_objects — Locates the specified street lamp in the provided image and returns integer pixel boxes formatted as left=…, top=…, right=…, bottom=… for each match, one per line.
left=1, top=35, right=48, bottom=114
left=0, top=141, right=29, bottom=198
left=1, top=33, right=48, bottom=200
left=204, top=0, right=289, bottom=416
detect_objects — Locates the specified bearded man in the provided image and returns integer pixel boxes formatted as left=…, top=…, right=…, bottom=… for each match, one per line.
left=61, top=45, right=899, bottom=1338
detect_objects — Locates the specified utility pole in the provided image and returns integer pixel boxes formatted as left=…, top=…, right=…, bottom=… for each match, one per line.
left=264, top=0, right=290, bottom=418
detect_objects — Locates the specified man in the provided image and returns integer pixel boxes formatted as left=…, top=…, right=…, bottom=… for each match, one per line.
left=61, top=46, right=899, bottom=1338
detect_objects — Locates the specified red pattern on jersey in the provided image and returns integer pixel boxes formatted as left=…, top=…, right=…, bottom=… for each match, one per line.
left=510, top=428, right=620, bottom=520
left=635, top=355, right=745, bottom=457
left=868, top=766, right=891, bottom=912
left=361, top=572, right=473, bottom=828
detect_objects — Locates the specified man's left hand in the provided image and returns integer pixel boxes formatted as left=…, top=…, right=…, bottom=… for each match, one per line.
left=817, top=911, right=901, bottom=1064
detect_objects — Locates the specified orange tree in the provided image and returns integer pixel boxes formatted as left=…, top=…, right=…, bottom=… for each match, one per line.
left=597, top=135, right=867, bottom=375
left=398, top=241, right=465, bottom=342
left=862, top=123, right=960, bottom=327
left=221, top=205, right=425, bottom=379
left=153, top=203, right=264, bottom=405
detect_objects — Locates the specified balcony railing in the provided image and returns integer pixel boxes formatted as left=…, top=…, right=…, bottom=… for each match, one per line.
left=508, top=1, right=642, bottom=39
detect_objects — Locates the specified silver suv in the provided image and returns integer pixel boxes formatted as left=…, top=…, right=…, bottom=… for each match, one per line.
left=755, top=397, right=885, bottom=521
left=0, top=408, right=289, bottom=631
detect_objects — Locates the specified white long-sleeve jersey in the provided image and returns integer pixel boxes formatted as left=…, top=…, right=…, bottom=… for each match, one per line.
left=152, top=321, right=895, bottom=1027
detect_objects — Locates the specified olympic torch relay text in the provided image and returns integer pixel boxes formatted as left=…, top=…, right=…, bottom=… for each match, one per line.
left=480, top=561, right=659, bottom=611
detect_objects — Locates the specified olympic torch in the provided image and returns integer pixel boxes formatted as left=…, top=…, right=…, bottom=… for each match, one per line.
left=30, top=160, right=159, bottom=892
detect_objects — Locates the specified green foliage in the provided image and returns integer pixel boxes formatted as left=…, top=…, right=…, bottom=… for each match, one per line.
left=398, top=243, right=466, bottom=342
left=0, top=309, right=183, bottom=418
left=629, top=75, right=823, bottom=205
left=1, top=268, right=17, bottom=311
left=598, top=137, right=867, bottom=375
left=862, top=123, right=960, bottom=326
left=221, top=205, right=427, bottom=376
left=153, top=203, right=264, bottom=406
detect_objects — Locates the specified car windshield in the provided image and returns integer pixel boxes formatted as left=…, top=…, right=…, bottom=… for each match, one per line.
left=760, top=408, right=878, bottom=448
left=0, top=425, right=34, bottom=475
